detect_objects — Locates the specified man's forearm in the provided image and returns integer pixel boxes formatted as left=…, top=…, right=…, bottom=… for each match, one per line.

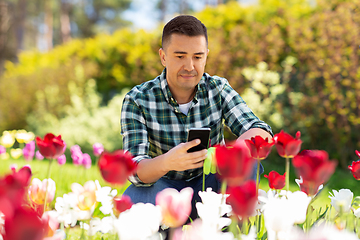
left=136, top=155, right=169, bottom=184
left=237, top=128, right=273, bottom=141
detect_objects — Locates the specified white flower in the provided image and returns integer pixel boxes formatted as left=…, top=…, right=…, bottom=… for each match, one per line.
left=114, top=203, right=162, bottom=240
left=286, top=191, right=312, bottom=224
left=80, top=216, right=116, bottom=236
left=172, top=219, right=235, bottom=240
left=354, top=207, right=360, bottom=218
left=196, top=188, right=232, bottom=231
left=290, top=222, right=359, bottom=240
left=95, top=180, right=117, bottom=215
left=54, top=193, right=78, bottom=227
left=251, top=189, right=268, bottom=216
left=263, top=195, right=294, bottom=240
left=329, top=189, right=353, bottom=213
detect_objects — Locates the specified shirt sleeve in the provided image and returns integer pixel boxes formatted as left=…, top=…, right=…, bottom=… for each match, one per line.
left=120, top=94, right=154, bottom=187
left=220, top=81, right=273, bottom=137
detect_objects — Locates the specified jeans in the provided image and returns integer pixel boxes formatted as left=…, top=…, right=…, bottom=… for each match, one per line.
left=123, top=162, right=263, bottom=220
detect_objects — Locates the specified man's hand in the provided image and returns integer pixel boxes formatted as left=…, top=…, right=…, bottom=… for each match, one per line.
left=136, top=140, right=207, bottom=184
left=163, top=139, right=207, bottom=172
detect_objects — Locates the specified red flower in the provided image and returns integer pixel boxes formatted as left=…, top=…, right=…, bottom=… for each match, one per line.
left=98, top=150, right=137, bottom=185
left=3, top=207, right=45, bottom=240
left=226, top=180, right=258, bottom=220
left=273, top=130, right=302, bottom=158
left=293, top=150, right=337, bottom=196
left=245, top=135, right=274, bottom=160
left=113, top=195, right=133, bottom=217
left=264, top=171, right=285, bottom=190
left=215, top=143, right=255, bottom=186
left=348, top=158, right=360, bottom=180
left=35, top=133, right=66, bottom=159
left=0, top=166, right=32, bottom=218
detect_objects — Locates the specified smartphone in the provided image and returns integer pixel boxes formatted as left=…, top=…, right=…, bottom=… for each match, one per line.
left=187, top=128, right=211, bottom=153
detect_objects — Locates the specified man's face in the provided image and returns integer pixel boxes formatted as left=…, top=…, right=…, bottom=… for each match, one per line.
left=159, top=34, right=208, bottom=99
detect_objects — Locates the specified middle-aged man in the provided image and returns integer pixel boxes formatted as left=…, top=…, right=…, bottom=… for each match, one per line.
left=120, top=15, right=273, bottom=219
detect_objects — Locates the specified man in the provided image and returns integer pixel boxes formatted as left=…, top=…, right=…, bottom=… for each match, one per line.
left=121, top=15, right=272, bottom=218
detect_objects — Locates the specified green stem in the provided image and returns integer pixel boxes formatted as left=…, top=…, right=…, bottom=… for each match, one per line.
left=256, top=214, right=261, bottom=240
left=306, top=203, right=311, bottom=232
left=285, top=157, right=290, bottom=192
left=202, top=171, right=205, bottom=192
left=221, top=180, right=227, bottom=195
left=256, top=160, right=260, bottom=193
left=43, top=159, right=54, bottom=214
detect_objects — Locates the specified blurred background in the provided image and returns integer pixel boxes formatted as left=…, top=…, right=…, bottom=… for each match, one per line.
left=0, top=0, right=359, bottom=170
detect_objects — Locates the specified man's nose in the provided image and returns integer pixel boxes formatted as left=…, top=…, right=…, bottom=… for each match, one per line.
left=183, top=58, right=194, bottom=71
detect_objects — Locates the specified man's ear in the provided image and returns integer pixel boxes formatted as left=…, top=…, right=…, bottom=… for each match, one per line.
left=159, top=48, right=166, bottom=67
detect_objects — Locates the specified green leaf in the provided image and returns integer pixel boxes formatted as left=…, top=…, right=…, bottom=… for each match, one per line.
left=204, top=147, right=217, bottom=175
left=352, top=196, right=360, bottom=208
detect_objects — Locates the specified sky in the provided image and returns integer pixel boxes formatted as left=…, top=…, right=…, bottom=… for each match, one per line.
left=123, top=0, right=257, bottom=31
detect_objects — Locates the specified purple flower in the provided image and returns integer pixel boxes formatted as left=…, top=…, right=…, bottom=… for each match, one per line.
left=23, top=141, right=35, bottom=161
left=0, top=145, right=6, bottom=155
left=82, top=153, right=92, bottom=169
left=93, top=143, right=104, bottom=157
left=35, top=150, right=44, bottom=160
left=57, top=154, right=66, bottom=165
left=71, top=145, right=83, bottom=165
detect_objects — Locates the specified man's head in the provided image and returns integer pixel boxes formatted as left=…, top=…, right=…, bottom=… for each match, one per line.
left=162, top=15, right=208, bottom=50
left=159, top=15, right=209, bottom=104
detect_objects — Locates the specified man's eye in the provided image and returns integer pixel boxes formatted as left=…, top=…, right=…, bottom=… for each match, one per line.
left=195, top=56, right=202, bottom=59
left=176, top=56, right=183, bottom=59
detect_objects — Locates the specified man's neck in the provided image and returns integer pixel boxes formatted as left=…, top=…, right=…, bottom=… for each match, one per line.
left=169, top=87, right=196, bottom=104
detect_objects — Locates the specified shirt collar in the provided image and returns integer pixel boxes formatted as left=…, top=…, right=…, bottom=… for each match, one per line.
left=160, top=68, right=207, bottom=105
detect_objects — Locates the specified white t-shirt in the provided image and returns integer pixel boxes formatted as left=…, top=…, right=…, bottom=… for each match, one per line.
left=178, top=101, right=192, bottom=115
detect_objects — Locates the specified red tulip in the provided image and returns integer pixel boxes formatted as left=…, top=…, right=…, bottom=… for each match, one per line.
left=293, top=150, right=337, bottom=196
left=113, top=195, right=133, bottom=217
left=0, top=166, right=32, bottom=218
left=264, top=171, right=286, bottom=190
left=35, top=133, right=66, bottom=159
left=348, top=160, right=360, bottom=180
left=273, top=130, right=302, bottom=158
left=3, top=207, right=45, bottom=240
left=98, top=150, right=137, bottom=185
left=245, top=135, right=274, bottom=160
left=356, top=150, right=360, bottom=158
left=226, top=180, right=258, bottom=220
left=215, top=143, right=255, bottom=186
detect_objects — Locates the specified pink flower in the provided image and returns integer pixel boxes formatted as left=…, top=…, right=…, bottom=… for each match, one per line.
left=93, top=143, right=104, bottom=157
left=35, top=150, right=44, bottom=160
left=156, top=187, right=193, bottom=228
left=57, top=154, right=66, bottom=165
left=70, top=145, right=83, bottom=165
left=35, top=133, right=66, bottom=159
left=22, top=141, right=35, bottom=161
left=0, top=144, right=6, bottom=155
left=28, top=178, right=56, bottom=205
left=82, top=153, right=92, bottom=169
left=41, top=211, right=59, bottom=239
left=71, top=181, right=97, bottom=211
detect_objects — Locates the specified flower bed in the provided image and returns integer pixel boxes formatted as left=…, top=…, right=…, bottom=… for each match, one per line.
left=0, top=130, right=360, bottom=240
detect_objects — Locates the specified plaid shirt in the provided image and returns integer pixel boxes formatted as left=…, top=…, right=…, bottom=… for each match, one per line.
left=121, top=69, right=272, bottom=186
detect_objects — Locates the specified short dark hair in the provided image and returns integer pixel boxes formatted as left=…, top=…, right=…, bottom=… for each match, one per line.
left=162, top=15, right=208, bottom=49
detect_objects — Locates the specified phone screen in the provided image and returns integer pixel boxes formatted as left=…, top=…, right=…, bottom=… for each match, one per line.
left=187, top=128, right=211, bottom=153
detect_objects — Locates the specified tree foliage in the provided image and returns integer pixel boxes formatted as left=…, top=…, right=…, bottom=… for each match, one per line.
left=0, top=0, right=359, bottom=168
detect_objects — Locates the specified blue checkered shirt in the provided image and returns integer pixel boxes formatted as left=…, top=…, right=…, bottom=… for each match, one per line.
left=121, top=69, right=272, bottom=186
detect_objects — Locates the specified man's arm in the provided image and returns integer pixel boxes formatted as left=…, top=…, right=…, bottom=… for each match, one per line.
left=136, top=140, right=207, bottom=184
left=237, top=128, right=273, bottom=141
